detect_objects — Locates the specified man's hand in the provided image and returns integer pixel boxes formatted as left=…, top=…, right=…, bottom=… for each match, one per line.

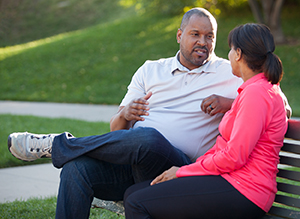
left=150, top=166, right=179, bottom=185
left=201, top=94, right=234, bottom=116
left=110, top=92, right=152, bottom=131
left=122, top=92, right=152, bottom=122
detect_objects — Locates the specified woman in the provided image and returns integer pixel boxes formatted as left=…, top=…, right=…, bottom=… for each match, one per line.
left=123, top=23, right=288, bottom=219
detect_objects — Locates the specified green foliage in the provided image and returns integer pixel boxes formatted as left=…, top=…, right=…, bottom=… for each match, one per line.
left=0, top=196, right=123, bottom=219
left=193, top=0, right=249, bottom=16
left=0, top=115, right=110, bottom=168
left=120, top=0, right=250, bottom=16
left=120, top=0, right=193, bottom=15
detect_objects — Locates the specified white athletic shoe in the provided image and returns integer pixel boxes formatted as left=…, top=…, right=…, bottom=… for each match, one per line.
left=8, top=132, right=58, bottom=161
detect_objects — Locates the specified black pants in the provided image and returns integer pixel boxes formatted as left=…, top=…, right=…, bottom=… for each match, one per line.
left=124, top=175, right=266, bottom=219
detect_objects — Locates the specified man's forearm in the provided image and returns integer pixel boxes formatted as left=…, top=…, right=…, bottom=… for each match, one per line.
left=110, top=107, right=134, bottom=131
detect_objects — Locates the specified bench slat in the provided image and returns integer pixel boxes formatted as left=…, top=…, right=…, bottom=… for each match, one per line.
left=281, top=142, right=300, bottom=155
left=262, top=214, right=287, bottom=219
left=277, top=182, right=300, bottom=196
left=274, top=194, right=300, bottom=209
left=279, top=155, right=300, bottom=168
left=285, top=120, right=300, bottom=140
left=267, top=206, right=300, bottom=219
left=277, top=169, right=300, bottom=182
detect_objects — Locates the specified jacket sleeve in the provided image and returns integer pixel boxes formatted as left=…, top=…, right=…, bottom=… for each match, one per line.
left=177, top=85, right=271, bottom=177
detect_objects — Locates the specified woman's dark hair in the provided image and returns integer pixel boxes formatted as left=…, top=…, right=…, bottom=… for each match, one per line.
left=228, top=23, right=283, bottom=84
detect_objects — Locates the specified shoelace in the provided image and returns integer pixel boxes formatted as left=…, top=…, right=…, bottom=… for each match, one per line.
left=29, top=135, right=53, bottom=154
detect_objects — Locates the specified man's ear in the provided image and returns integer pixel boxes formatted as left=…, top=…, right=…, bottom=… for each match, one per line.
left=176, top=29, right=182, bottom=44
left=236, top=48, right=242, bottom=61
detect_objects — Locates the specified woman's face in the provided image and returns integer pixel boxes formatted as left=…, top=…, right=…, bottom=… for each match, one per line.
left=228, top=46, right=240, bottom=78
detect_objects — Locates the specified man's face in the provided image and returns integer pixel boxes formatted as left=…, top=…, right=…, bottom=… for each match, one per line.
left=177, top=15, right=215, bottom=70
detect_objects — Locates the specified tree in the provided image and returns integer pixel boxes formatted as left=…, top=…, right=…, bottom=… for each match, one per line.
left=123, top=0, right=287, bottom=44
left=248, top=0, right=286, bottom=44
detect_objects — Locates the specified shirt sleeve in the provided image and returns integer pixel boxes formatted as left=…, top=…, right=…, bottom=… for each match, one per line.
left=119, top=63, right=147, bottom=107
left=177, top=85, right=272, bottom=177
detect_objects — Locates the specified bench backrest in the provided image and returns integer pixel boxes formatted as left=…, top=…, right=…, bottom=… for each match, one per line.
left=264, top=119, right=300, bottom=219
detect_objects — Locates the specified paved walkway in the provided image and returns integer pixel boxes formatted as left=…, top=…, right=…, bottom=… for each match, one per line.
left=0, top=100, right=119, bottom=122
left=0, top=101, right=119, bottom=203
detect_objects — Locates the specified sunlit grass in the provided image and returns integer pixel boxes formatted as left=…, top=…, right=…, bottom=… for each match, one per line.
left=0, top=32, right=74, bottom=61
left=0, top=13, right=179, bottom=105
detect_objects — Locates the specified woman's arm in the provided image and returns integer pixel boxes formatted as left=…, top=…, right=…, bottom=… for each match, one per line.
left=177, top=86, right=270, bottom=177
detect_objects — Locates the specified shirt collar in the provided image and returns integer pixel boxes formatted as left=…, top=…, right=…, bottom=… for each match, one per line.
left=171, top=51, right=218, bottom=75
left=237, top=73, right=267, bottom=94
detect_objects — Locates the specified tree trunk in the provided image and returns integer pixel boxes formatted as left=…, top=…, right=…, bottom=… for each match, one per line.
left=269, top=0, right=285, bottom=44
left=248, top=0, right=263, bottom=23
left=248, top=0, right=286, bottom=44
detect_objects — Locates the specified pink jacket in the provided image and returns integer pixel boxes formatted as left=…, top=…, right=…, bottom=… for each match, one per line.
left=176, top=73, right=288, bottom=212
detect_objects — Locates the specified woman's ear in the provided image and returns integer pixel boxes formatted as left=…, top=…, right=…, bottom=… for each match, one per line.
left=235, top=48, right=242, bottom=61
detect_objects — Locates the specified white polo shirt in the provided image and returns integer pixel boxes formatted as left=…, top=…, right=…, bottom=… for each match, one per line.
left=120, top=52, right=243, bottom=161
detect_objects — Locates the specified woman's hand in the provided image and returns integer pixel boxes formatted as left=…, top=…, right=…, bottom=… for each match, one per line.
left=150, top=166, right=179, bottom=185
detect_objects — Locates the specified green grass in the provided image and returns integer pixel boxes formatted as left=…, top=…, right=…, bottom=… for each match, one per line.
left=1, top=3, right=300, bottom=115
left=0, top=114, right=110, bottom=168
left=0, top=196, right=123, bottom=219
left=0, top=0, right=132, bottom=47
left=0, top=13, right=180, bottom=104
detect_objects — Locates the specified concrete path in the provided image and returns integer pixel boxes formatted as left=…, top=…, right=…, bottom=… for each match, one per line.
left=0, top=100, right=119, bottom=122
left=0, top=101, right=119, bottom=203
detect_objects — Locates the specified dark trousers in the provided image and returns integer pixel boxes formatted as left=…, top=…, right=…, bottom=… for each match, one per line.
left=51, top=127, right=192, bottom=219
left=124, top=176, right=266, bottom=219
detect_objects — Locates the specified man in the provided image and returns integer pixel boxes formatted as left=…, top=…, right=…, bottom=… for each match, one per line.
left=8, top=8, right=242, bottom=219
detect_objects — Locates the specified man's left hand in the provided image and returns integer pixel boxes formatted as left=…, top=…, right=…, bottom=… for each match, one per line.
left=201, top=95, right=234, bottom=116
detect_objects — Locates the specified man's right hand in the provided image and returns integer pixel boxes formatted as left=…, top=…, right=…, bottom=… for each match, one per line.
left=110, top=92, right=152, bottom=131
left=122, top=92, right=152, bottom=122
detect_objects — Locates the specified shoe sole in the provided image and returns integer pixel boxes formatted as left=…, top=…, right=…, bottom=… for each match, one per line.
left=7, top=135, right=32, bottom=162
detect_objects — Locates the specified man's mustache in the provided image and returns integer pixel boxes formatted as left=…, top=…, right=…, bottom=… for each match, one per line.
left=193, top=46, right=208, bottom=53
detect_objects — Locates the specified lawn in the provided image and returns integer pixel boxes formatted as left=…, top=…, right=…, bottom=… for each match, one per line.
left=0, top=1, right=300, bottom=115
left=0, top=196, right=123, bottom=219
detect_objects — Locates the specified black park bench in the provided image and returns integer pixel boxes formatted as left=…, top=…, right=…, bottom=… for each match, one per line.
left=92, top=119, right=300, bottom=218
left=262, top=119, right=300, bottom=218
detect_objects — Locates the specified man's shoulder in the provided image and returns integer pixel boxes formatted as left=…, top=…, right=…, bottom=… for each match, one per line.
left=211, top=55, right=231, bottom=68
left=143, top=56, right=175, bottom=67
left=134, top=56, right=175, bottom=77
